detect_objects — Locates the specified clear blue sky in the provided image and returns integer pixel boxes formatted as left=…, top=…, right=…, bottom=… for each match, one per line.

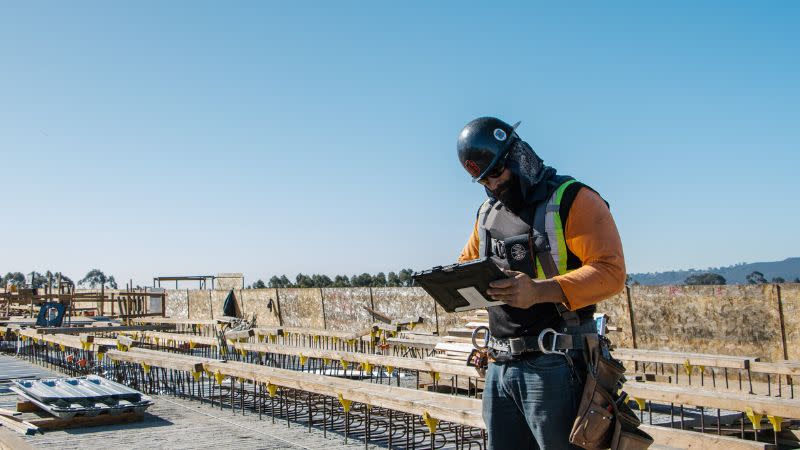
left=1, top=2, right=798, bottom=287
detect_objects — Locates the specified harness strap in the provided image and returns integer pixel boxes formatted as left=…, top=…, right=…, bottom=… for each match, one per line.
left=532, top=200, right=581, bottom=327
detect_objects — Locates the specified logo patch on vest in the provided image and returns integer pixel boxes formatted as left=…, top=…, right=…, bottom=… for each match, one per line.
left=493, top=128, right=507, bottom=141
left=464, top=159, right=481, bottom=177
left=510, top=243, right=527, bottom=261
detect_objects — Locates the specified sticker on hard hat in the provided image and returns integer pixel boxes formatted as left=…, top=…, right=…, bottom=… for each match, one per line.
left=493, top=128, right=507, bottom=141
left=465, top=160, right=481, bottom=177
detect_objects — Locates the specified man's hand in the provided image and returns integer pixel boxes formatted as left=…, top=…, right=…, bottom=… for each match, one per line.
left=486, top=269, right=568, bottom=309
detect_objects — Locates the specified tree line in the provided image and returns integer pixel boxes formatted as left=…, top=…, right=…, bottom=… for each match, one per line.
left=2, top=269, right=118, bottom=289
left=682, top=271, right=798, bottom=286
left=248, top=269, right=416, bottom=289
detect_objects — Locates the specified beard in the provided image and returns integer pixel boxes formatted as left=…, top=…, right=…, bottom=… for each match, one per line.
left=491, top=174, right=525, bottom=215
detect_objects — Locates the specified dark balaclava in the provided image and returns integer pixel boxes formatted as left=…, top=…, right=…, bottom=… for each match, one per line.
left=485, top=138, right=570, bottom=216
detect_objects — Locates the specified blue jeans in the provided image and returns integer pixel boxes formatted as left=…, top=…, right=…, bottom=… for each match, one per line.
left=482, top=352, right=584, bottom=450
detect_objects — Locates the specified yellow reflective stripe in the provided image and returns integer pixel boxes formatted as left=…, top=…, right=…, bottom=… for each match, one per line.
left=553, top=180, right=578, bottom=275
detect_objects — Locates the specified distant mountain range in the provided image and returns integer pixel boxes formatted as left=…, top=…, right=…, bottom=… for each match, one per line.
left=628, top=257, right=800, bottom=285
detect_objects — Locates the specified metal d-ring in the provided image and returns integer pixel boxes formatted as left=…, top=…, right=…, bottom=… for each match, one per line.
left=471, top=326, right=490, bottom=350
left=537, top=328, right=567, bottom=355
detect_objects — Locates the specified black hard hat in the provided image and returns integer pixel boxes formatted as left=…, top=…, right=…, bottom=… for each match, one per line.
left=457, top=117, right=521, bottom=182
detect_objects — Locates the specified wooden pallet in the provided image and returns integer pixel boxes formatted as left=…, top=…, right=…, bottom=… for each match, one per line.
left=3, top=401, right=145, bottom=432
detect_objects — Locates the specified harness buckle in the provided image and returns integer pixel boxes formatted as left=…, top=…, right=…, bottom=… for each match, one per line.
left=508, top=337, right=526, bottom=356
left=537, top=328, right=567, bottom=355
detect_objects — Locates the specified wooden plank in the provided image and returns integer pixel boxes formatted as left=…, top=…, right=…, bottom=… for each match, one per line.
left=28, top=411, right=144, bottom=430
left=639, top=424, right=775, bottom=450
left=131, top=317, right=220, bottom=326
left=137, top=331, right=217, bottom=346
left=0, top=413, right=38, bottom=435
left=612, top=348, right=757, bottom=369
left=624, top=381, right=800, bottom=418
left=36, top=324, right=173, bottom=334
left=750, top=360, right=800, bottom=376
left=106, top=349, right=206, bottom=373
left=234, top=341, right=483, bottom=378
left=0, top=426, right=36, bottom=450
left=202, top=360, right=485, bottom=429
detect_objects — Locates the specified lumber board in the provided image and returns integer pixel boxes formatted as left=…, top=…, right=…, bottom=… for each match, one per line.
left=385, top=338, right=438, bottom=350
left=0, top=426, right=36, bottom=450
left=132, top=317, right=220, bottom=326
left=106, top=348, right=212, bottom=372
left=234, top=341, right=482, bottom=378
left=138, top=331, right=217, bottom=346
left=623, top=381, right=800, bottom=418
left=36, top=325, right=172, bottom=334
left=28, top=411, right=144, bottom=430
left=612, top=348, right=757, bottom=369
left=202, top=360, right=485, bottom=429
left=0, top=413, right=37, bottom=435
left=750, top=360, right=800, bottom=376
left=639, top=424, right=775, bottom=450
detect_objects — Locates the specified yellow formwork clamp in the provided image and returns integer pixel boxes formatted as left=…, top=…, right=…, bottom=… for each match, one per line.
left=430, top=371, right=440, bottom=382
left=59, top=344, right=65, bottom=352
left=744, top=407, right=763, bottom=430
left=332, top=337, right=339, bottom=344
left=205, top=369, right=213, bottom=377
left=409, top=322, right=417, bottom=330
left=323, top=358, right=331, bottom=366
left=697, top=365, right=705, bottom=375
left=258, top=334, right=265, bottom=343
left=189, top=341, right=197, bottom=350
left=386, top=366, right=394, bottom=375
left=633, top=397, right=646, bottom=411
left=154, top=337, right=160, bottom=345
left=116, top=342, right=127, bottom=352
left=313, top=335, right=320, bottom=345
left=299, top=354, right=308, bottom=366
left=360, top=362, right=373, bottom=373
left=214, top=371, right=225, bottom=385
left=238, top=377, right=247, bottom=384
left=269, top=334, right=277, bottom=343
left=683, top=359, right=692, bottom=376
left=141, top=363, right=151, bottom=374
left=191, top=371, right=202, bottom=381
left=767, top=415, right=783, bottom=433
left=82, top=342, right=92, bottom=351
left=347, top=339, right=357, bottom=346
left=239, top=348, right=247, bottom=357
left=97, top=351, right=105, bottom=361
left=266, top=383, right=278, bottom=398
left=422, top=411, right=439, bottom=434
left=337, top=393, right=352, bottom=413
left=341, top=360, right=350, bottom=370
left=220, top=345, right=228, bottom=355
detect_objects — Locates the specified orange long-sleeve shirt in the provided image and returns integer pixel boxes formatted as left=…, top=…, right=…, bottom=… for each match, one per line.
left=458, top=187, right=626, bottom=310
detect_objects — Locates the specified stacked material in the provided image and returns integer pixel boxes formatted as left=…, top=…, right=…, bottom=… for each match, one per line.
left=10, top=376, right=153, bottom=419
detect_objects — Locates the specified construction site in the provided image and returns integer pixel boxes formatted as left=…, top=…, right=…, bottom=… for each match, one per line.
left=0, top=273, right=798, bottom=450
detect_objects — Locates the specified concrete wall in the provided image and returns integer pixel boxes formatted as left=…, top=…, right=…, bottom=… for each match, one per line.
left=157, top=283, right=800, bottom=361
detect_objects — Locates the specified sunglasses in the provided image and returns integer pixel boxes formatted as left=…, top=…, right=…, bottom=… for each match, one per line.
left=477, top=152, right=509, bottom=185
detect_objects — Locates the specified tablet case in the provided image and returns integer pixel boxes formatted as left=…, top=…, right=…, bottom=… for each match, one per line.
left=412, top=258, right=508, bottom=313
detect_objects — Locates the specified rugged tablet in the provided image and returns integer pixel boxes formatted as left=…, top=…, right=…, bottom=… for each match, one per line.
left=412, top=258, right=508, bottom=313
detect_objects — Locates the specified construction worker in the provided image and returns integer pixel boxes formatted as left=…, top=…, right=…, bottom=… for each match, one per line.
left=457, top=117, right=626, bottom=449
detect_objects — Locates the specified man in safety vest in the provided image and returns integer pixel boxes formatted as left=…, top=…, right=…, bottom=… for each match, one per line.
left=457, top=117, right=626, bottom=449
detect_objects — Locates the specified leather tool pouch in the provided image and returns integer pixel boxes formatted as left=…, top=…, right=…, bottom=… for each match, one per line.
left=569, top=334, right=653, bottom=450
